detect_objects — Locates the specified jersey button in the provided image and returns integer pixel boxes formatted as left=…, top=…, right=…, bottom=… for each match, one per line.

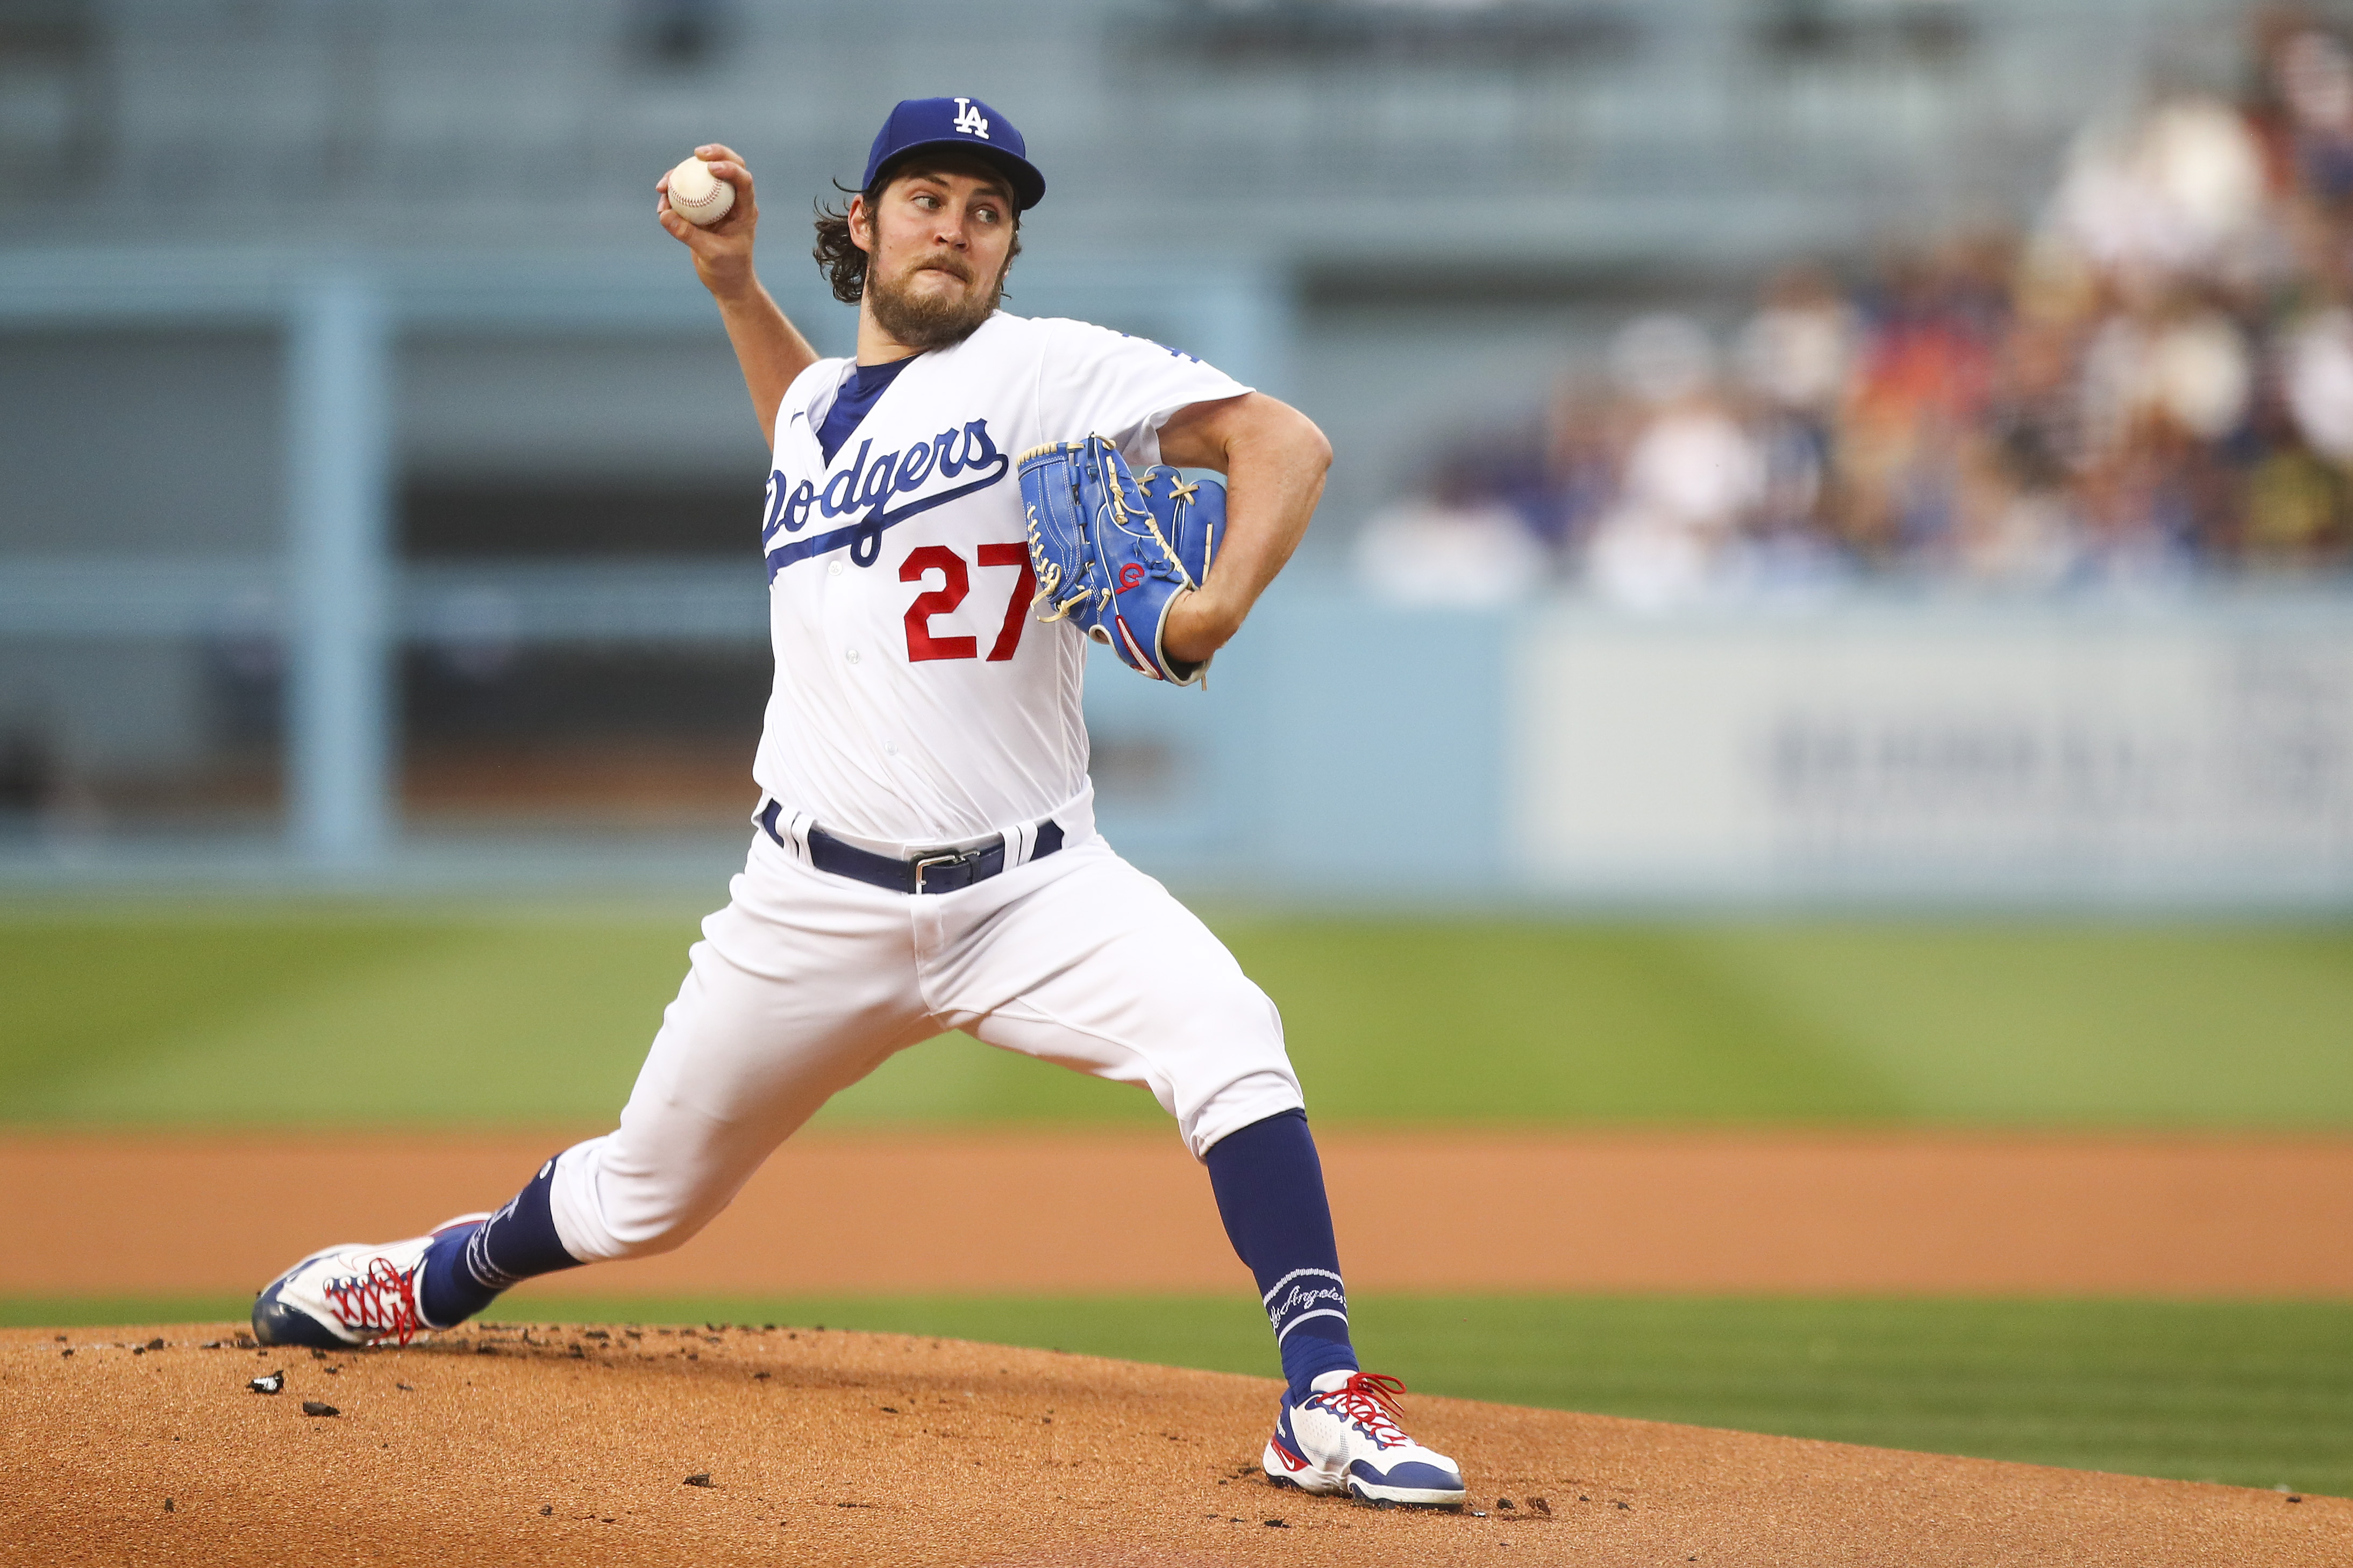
left=844, top=647, right=860, bottom=664
left=829, top=559, right=845, bottom=576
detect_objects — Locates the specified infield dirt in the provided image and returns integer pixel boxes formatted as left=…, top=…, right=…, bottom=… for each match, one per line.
left=3, top=1322, right=2341, bottom=1567
left=9, top=1128, right=2353, bottom=1298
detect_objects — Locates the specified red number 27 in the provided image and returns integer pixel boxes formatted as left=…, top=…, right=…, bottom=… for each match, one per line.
left=901, top=543, right=1036, bottom=663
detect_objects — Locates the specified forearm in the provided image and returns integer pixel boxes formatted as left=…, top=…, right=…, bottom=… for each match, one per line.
left=654, top=144, right=818, bottom=449
left=713, top=280, right=819, bottom=448
left=1162, top=397, right=1329, bottom=664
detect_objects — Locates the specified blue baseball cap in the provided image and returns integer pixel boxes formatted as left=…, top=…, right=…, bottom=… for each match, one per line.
left=861, top=96, right=1045, bottom=211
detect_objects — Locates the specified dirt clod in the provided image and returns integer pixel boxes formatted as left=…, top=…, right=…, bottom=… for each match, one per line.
left=1528, top=1496, right=1551, bottom=1515
left=1498, top=1498, right=1515, bottom=1509
left=145, top=1338, right=165, bottom=1351
left=301, top=1400, right=340, bottom=1417
left=162, top=1499, right=173, bottom=1513
left=683, top=1473, right=712, bottom=1487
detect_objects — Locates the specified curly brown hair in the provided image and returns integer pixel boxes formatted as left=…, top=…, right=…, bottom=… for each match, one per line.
left=811, top=164, right=1023, bottom=306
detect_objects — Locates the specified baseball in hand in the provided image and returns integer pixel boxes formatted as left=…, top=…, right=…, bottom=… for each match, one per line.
left=665, top=155, right=736, bottom=227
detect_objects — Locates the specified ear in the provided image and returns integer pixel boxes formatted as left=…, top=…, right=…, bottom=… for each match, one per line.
left=848, top=193, right=874, bottom=256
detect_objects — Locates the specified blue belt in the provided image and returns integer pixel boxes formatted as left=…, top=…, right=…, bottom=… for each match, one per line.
left=759, top=799, right=1064, bottom=895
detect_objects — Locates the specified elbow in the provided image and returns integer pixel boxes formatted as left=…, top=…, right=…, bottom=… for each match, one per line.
left=1304, top=418, right=1334, bottom=477
left=1284, top=402, right=1333, bottom=477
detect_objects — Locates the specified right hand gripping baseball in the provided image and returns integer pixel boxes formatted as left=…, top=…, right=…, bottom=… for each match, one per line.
left=657, top=142, right=758, bottom=300
left=1018, top=437, right=1227, bottom=685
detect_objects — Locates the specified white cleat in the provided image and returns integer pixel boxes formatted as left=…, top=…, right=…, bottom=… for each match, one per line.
left=1261, top=1370, right=1467, bottom=1508
left=249, top=1213, right=488, bottom=1349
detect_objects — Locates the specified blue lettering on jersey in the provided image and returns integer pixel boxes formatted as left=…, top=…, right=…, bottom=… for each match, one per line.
left=761, top=419, right=1010, bottom=580
left=1120, top=332, right=1202, bottom=365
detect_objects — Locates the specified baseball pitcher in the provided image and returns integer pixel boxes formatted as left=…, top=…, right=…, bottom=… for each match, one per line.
left=251, top=96, right=1465, bottom=1510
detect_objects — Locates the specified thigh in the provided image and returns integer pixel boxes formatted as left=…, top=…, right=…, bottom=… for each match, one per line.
left=922, top=843, right=1303, bottom=1159
left=554, top=837, right=932, bottom=1260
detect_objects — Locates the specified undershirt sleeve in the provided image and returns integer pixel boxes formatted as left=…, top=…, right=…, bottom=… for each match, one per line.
left=1033, top=319, right=1254, bottom=467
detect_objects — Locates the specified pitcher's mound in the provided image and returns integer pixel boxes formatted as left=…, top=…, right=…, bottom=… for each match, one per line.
left=1, top=1323, right=2337, bottom=1566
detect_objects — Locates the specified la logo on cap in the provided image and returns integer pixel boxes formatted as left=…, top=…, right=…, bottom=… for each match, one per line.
left=953, top=97, right=990, bottom=139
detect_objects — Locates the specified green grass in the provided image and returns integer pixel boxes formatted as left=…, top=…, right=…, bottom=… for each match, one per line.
left=11, top=1292, right=2345, bottom=1498
left=3, top=904, right=2351, bottom=1129
left=12, top=913, right=2343, bottom=1497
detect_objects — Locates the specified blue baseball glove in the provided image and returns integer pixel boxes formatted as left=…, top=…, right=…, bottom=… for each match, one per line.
left=1017, top=435, right=1227, bottom=684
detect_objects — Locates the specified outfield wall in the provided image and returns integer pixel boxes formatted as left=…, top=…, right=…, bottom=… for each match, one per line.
left=4, top=579, right=2348, bottom=910
left=1092, top=589, right=2353, bottom=909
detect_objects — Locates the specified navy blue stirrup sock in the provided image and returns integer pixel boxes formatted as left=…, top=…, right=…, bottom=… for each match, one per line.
left=1204, top=1107, right=1359, bottom=1399
left=418, top=1154, right=585, bottom=1329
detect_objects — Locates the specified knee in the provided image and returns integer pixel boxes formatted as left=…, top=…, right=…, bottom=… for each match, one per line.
left=1183, top=1066, right=1307, bottom=1162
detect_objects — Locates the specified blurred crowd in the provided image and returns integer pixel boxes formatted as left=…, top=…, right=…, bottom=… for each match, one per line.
left=1360, top=14, right=2353, bottom=606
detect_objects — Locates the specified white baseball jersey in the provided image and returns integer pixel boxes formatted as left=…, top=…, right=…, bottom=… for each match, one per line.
left=752, top=311, right=1251, bottom=849
left=537, top=315, right=1297, bottom=1257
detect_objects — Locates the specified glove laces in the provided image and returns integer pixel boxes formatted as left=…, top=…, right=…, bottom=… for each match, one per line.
left=1098, top=438, right=1196, bottom=590
left=1315, top=1371, right=1413, bottom=1447
left=321, top=1255, right=425, bottom=1347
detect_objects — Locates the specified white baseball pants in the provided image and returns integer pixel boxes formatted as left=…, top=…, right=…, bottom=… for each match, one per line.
left=545, top=800, right=1303, bottom=1266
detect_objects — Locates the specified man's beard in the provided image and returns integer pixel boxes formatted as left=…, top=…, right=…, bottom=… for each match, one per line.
left=865, top=250, right=1006, bottom=350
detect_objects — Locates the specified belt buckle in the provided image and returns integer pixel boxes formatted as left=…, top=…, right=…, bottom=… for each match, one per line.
left=911, top=848, right=974, bottom=894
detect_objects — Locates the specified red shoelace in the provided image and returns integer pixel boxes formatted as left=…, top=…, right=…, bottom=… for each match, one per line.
left=321, top=1256, right=424, bottom=1347
left=1313, top=1371, right=1412, bottom=1447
